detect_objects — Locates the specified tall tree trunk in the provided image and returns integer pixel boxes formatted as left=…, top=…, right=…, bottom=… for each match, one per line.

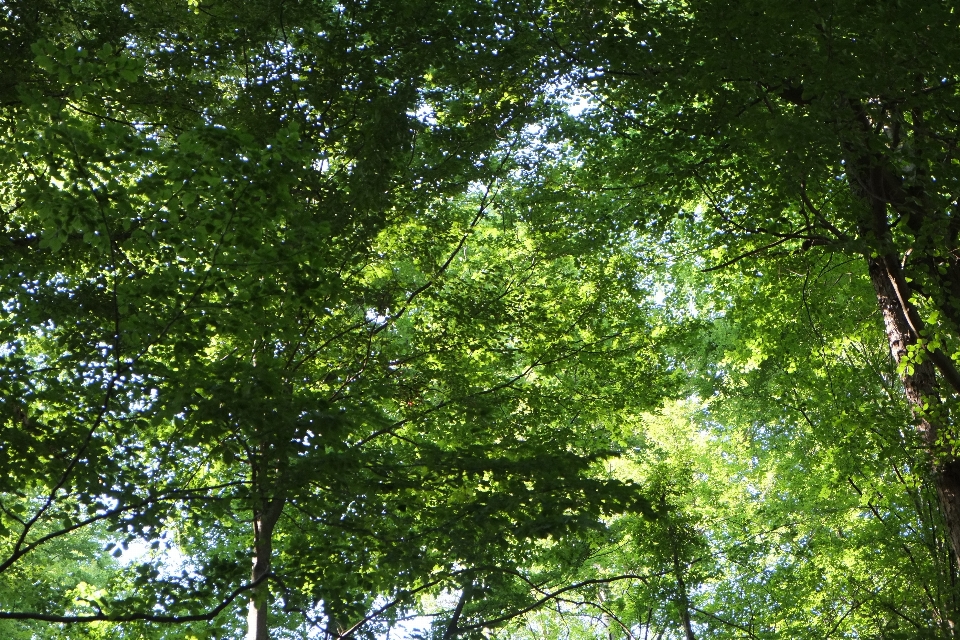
left=866, top=253, right=960, bottom=565
left=669, top=525, right=697, bottom=640
left=850, top=158, right=960, bottom=562
left=247, top=497, right=285, bottom=640
left=442, top=584, right=470, bottom=640
left=846, top=140, right=960, bottom=566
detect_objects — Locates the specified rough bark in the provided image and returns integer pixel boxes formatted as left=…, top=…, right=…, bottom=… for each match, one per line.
left=246, top=497, right=285, bottom=640
left=843, top=123, right=960, bottom=565
left=866, top=252, right=960, bottom=566
left=853, top=166, right=959, bottom=565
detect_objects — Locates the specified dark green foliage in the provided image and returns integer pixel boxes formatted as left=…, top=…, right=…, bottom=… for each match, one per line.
left=0, top=2, right=664, bottom=637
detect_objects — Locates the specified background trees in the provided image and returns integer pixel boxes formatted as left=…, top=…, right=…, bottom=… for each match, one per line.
left=5, top=0, right=960, bottom=638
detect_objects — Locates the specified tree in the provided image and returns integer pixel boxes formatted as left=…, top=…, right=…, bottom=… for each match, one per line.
left=491, top=220, right=960, bottom=637
left=13, top=1, right=960, bottom=638
left=546, top=0, right=960, bottom=566
left=0, top=2, right=662, bottom=638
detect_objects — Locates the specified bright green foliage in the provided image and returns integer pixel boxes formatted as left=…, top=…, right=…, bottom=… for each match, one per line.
left=488, top=2, right=960, bottom=637
left=495, top=228, right=959, bottom=638
left=0, top=521, right=118, bottom=640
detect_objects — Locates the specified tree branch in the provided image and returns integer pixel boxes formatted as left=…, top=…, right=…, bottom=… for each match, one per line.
left=0, top=572, right=268, bottom=623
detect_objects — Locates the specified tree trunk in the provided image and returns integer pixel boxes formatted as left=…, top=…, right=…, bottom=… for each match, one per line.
left=669, top=527, right=697, bottom=640
left=246, top=497, right=285, bottom=640
left=866, top=253, right=960, bottom=565
left=442, top=585, right=470, bottom=640
left=844, top=141, right=960, bottom=566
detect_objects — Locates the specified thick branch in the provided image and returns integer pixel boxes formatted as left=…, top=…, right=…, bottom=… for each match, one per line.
left=0, top=573, right=268, bottom=623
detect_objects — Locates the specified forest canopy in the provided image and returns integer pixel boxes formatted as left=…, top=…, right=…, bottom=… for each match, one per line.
left=2, top=1, right=960, bottom=639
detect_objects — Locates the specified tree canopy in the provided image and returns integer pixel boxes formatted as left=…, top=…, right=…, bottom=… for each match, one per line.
left=3, top=1, right=960, bottom=639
